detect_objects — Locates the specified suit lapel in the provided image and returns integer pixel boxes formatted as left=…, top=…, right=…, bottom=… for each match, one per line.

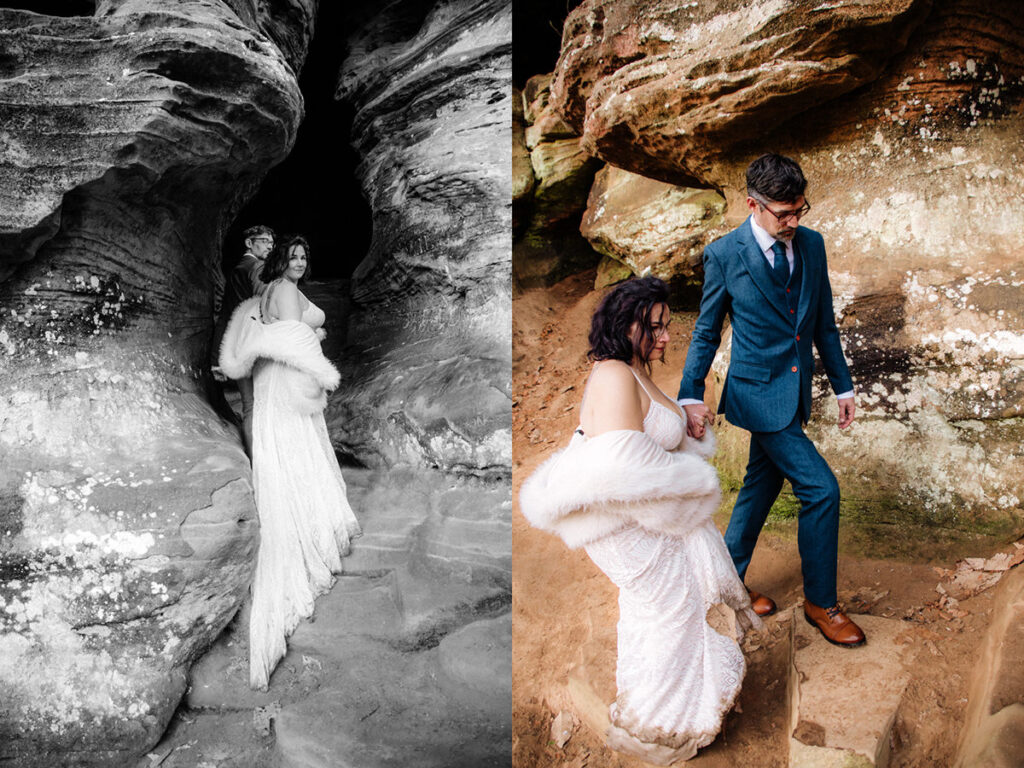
left=795, top=227, right=815, bottom=328
left=736, top=218, right=789, bottom=321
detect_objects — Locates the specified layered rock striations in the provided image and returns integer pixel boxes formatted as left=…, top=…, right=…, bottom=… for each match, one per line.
left=549, top=0, right=1024, bottom=545
left=513, top=73, right=601, bottom=288
left=331, top=0, right=511, bottom=476
left=0, top=2, right=311, bottom=764
left=581, top=165, right=727, bottom=297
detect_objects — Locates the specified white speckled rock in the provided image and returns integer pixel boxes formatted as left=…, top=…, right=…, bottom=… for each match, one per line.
left=549, top=0, right=1024, bottom=544
left=0, top=2, right=312, bottom=764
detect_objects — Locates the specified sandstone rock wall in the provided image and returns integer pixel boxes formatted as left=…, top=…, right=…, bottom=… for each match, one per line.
left=547, top=0, right=1024, bottom=543
left=330, top=0, right=511, bottom=475
left=512, top=73, right=601, bottom=288
left=0, top=2, right=311, bottom=764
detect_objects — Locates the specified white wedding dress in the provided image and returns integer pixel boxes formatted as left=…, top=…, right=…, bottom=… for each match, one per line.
left=248, top=295, right=361, bottom=690
left=582, top=381, right=757, bottom=763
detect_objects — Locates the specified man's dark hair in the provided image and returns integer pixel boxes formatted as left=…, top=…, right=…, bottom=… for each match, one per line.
left=260, top=235, right=312, bottom=283
left=243, top=224, right=275, bottom=242
left=587, top=276, right=670, bottom=371
left=746, top=153, right=807, bottom=203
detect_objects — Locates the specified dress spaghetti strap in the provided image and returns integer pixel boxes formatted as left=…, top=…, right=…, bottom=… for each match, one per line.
left=260, top=279, right=282, bottom=325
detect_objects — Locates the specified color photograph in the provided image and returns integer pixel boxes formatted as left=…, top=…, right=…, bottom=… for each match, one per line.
left=513, top=1, right=1024, bottom=766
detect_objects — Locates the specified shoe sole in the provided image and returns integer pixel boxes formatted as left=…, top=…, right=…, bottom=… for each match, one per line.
left=803, top=611, right=866, bottom=648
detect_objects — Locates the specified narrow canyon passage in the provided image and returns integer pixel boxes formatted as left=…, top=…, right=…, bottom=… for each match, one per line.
left=0, top=1, right=510, bottom=765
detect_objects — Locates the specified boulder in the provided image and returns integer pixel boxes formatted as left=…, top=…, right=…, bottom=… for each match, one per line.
left=549, top=0, right=931, bottom=190
left=0, top=2, right=311, bottom=764
left=580, top=165, right=727, bottom=299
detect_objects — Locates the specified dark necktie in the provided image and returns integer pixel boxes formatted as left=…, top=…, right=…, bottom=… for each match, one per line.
left=771, top=241, right=789, bottom=283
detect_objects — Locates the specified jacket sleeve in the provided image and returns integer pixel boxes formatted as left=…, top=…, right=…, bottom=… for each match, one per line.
left=812, top=250, right=854, bottom=395
left=677, top=244, right=730, bottom=401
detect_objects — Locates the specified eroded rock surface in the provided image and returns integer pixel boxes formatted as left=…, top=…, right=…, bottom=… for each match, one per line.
left=549, top=0, right=1024, bottom=543
left=183, top=468, right=511, bottom=767
left=329, top=0, right=511, bottom=476
left=550, top=0, right=931, bottom=189
left=0, top=2, right=311, bottom=764
left=957, top=566, right=1024, bottom=768
left=513, top=73, right=601, bottom=288
left=581, top=165, right=726, bottom=299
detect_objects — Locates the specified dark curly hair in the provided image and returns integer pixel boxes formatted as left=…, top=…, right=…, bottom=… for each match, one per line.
left=260, top=234, right=311, bottom=283
left=587, top=276, right=671, bottom=371
left=746, top=153, right=807, bottom=203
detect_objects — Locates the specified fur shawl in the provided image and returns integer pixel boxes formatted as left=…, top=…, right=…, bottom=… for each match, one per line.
left=519, top=429, right=721, bottom=549
left=218, top=297, right=340, bottom=395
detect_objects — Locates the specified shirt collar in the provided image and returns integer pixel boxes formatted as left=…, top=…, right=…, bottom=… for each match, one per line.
left=749, top=216, right=780, bottom=253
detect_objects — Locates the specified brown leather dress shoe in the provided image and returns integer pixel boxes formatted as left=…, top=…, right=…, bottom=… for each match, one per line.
left=746, top=588, right=777, bottom=617
left=803, top=600, right=866, bottom=647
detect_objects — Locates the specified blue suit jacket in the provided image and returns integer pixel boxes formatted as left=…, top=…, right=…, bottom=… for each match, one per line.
left=677, top=218, right=853, bottom=433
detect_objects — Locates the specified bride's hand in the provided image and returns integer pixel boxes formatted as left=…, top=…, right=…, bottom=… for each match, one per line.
left=683, top=403, right=710, bottom=438
left=315, top=328, right=327, bottom=341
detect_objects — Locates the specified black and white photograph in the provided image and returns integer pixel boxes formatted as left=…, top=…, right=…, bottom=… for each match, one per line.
left=0, top=1, right=511, bottom=766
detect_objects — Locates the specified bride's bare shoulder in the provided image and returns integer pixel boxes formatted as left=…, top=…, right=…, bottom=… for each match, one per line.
left=581, top=360, right=643, bottom=434
left=588, top=359, right=637, bottom=393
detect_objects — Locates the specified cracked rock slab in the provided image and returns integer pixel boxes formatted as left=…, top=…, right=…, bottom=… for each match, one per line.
left=789, top=614, right=914, bottom=768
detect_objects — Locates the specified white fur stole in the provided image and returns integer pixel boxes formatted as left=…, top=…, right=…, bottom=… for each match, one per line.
left=218, top=297, right=340, bottom=394
left=519, top=429, right=721, bottom=549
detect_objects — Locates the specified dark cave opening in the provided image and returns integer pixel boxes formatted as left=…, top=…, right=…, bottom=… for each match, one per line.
left=0, top=1, right=94, bottom=15
left=513, top=0, right=576, bottom=87
left=222, top=3, right=372, bottom=283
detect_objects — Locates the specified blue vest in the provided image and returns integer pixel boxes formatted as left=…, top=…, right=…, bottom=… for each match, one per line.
left=760, top=244, right=802, bottom=327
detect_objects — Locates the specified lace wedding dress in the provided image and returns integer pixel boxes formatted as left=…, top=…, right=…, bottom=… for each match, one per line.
left=248, top=296, right=361, bottom=690
left=580, top=383, right=758, bottom=764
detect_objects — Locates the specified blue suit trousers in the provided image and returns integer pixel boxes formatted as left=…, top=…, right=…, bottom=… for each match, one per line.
left=724, top=412, right=840, bottom=607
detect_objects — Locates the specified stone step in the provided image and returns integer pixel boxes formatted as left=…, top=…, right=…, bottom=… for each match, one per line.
left=788, top=611, right=914, bottom=768
left=563, top=603, right=917, bottom=768
left=273, top=614, right=510, bottom=768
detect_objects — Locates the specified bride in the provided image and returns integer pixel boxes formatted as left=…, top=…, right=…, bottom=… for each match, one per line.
left=520, top=277, right=760, bottom=764
left=220, top=234, right=361, bottom=690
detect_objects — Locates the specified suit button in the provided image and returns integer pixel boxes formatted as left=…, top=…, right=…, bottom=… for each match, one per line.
left=791, top=366, right=798, bottom=372
left=796, top=334, right=801, bottom=340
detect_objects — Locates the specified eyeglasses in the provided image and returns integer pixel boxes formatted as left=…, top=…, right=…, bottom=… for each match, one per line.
left=752, top=196, right=810, bottom=223
left=253, top=236, right=274, bottom=245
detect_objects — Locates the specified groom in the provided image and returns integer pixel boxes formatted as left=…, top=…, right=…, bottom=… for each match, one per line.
left=214, top=224, right=275, bottom=454
left=678, top=154, right=864, bottom=647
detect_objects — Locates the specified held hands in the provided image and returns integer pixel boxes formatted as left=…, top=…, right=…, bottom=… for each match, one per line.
left=315, top=328, right=327, bottom=342
left=683, top=402, right=712, bottom=439
left=838, top=397, right=855, bottom=429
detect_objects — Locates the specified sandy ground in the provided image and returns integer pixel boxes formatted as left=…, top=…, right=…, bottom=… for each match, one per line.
left=512, top=270, right=1012, bottom=768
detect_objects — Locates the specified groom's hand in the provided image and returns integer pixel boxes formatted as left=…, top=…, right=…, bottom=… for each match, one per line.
left=838, top=397, right=855, bottom=429
left=683, top=403, right=711, bottom=439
